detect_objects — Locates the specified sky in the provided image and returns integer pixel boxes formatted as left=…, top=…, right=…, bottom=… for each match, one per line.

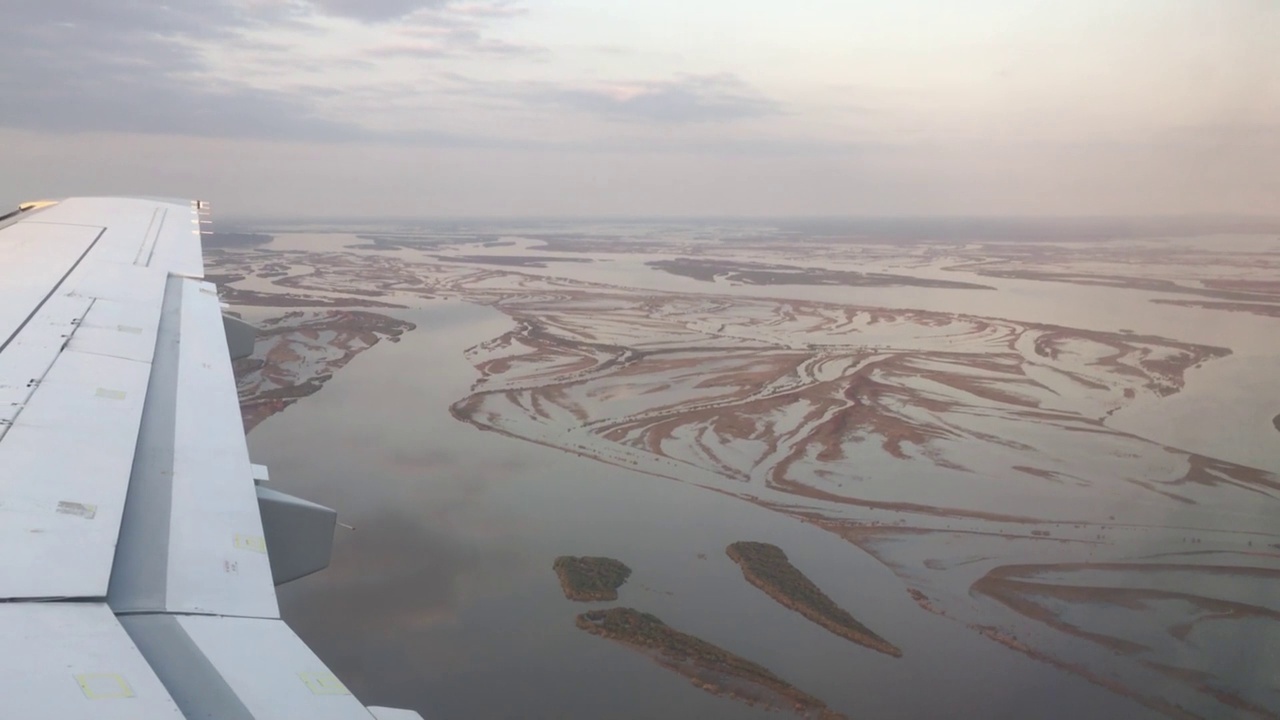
left=1, top=0, right=1277, bottom=218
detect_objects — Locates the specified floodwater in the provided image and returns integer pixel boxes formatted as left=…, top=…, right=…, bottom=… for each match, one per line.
left=468, top=234, right=1280, bottom=473
left=247, top=301, right=1161, bottom=719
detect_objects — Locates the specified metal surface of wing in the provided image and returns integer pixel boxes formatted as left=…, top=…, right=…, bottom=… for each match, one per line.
left=0, top=198, right=423, bottom=720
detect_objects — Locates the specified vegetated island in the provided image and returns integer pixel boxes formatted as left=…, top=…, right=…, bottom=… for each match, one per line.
left=1274, top=413, right=1280, bottom=434
left=204, top=232, right=273, bottom=248
left=727, top=541, right=902, bottom=657
left=553, top=556, right=632, bottom=601
left=576, top=608, right=845, bottom=720
left=649, top=257, right=993, bottom=290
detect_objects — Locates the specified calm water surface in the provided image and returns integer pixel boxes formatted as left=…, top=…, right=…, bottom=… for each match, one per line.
left=248, top=301, right=1157, bottom=719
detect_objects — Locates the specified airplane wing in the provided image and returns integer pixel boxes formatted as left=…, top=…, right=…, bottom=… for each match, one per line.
left=0, top=197, right=422, bottom=720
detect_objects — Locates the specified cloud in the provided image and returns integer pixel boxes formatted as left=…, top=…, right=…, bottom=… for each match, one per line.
left=0, top=0, right=358, bottom=139
left=0, top=0, right=786, bottom=158
left=367, top=34, right=543, bottom=59
left=309, top=0, right=527, bottom=26
left=0, top=0, right=532, bottom=140
left=309, top=0, right=445, bottom=22
left=6, top=0, right=247, bottom=39
left=431, top=71, right=784, bottom=126
left=364, top=1, right=540, bottom=58
left=543, top=74, right=782, bottom=124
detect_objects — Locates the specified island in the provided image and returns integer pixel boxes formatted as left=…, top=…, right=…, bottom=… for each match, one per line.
left=576, top=608, right=844, bottom=719
left=727, top=542, right=902, bottom=657
left=553, top=556, right=632, bottom=601
left=649, top=257, right=993, bottom=289
left=204, top=232, right=273, bottom=248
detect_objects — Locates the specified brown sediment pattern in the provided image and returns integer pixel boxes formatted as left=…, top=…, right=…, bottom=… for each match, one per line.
left=726, top=542, right=901, bottom=656
left=957, top=264, right=1280, bottom=305
left=906, top=588, right=945, bottom=615
left=552, top=556, right=631, bottom=602
left=1012, top=465, right=1070, bottom=484
left=971, top=563, right=1280, bottom=715
left=814, top=513, right=1092, bottom=544
left=764, top=475, right=1040, bottom=524
left=576, top=608, right=845, bottom=719
left=434, top=254, right=595, bottom=268
left=207, top=231, right=1280, bottom=718
left=967, top=625, right=1202, bottom=720
left=1151, top=299, right=1280, bottom=319
left=893, top=557, right=1215, bottom=719
left=446, top=290, right=1248, bottom=517
left=232, top=310, right=415, bottom=432
left=650, top=257, right=994, bottom=289
left=798, top=514, right=1280, bottom=718
left=1172, top=453, right=1280, bottom=495
left=205, top=232, right=273, bottom=248
left=219, top=285, right=407, bottom=308
left=1144, top=663, right=1280, bottom=719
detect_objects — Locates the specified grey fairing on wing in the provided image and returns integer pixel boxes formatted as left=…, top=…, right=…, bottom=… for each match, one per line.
left=107, top=274, right=183, bottom=611
left=256, top=486, right=338, bottom=585
left=223, top=314, right=257, bottom=361
left=119, top=614, right=257, bottom=720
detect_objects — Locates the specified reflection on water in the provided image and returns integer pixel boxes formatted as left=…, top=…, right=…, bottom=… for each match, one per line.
left=249, top=302, right=1156, bottom=719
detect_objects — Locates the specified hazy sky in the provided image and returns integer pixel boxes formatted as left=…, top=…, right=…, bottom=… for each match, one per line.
left=2, top=0, right=1277, bottom=217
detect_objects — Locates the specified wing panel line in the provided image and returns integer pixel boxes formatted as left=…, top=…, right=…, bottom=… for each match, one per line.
left=0, top=226, right=105, bottom=354
left=0, top=297, right=97, bottom=444
left=133, top=208, right=164, bottom=266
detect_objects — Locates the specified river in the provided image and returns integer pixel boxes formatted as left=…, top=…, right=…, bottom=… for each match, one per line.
left=246, top=300, right=1161, bottom=719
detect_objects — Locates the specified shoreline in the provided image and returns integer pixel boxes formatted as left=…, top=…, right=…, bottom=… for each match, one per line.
left=553, top=556, right=632, bottom=602
left=576, top=608, right=845, bottom=720
left=727, top=542, right=902, bottom=657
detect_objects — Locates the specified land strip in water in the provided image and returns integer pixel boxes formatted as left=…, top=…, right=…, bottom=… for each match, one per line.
left=727, top=541, right=901, bottom=657
left=576, top=608, right=845, bottom=719
left=553, top=556, right=632, bottom=601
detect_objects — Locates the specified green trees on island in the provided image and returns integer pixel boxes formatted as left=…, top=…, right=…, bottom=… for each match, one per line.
left=576, top=608, right=845, bottom=720
left=553, top=556, right=633, bottom=601
left=551, top=543, right=891, bottom=718
left=727, top=541, right=902, bottom=657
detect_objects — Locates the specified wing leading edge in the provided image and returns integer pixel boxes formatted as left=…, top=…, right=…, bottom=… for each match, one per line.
left=0, top=198, right=423, bottom=720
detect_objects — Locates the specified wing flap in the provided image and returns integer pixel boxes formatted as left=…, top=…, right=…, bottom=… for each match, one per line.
left=0, top=349, right=151, bottom=598
left=0, top=199, right=186, bottom=600
left=0, top=603, right=184, bottom=719
left=109, top=275, right=278, bottom=618
left=167, top=277, right=279, bottom=616
left=121, top=614, right=377, bottom=720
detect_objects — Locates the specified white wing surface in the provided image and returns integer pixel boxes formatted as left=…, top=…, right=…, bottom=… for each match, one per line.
left=0, top=198, right=423, bottom=720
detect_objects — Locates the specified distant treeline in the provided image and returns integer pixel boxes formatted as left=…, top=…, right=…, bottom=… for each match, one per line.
left=770, top=216, right=1280, bottom=243
left=205, top=232, right=273, bottom=248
